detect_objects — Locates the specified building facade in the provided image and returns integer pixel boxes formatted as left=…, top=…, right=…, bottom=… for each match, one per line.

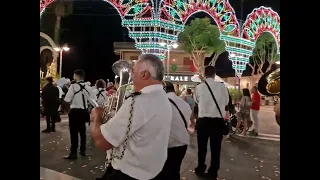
left=114, top=42, right=207, bottom=77
left=222, top=74, right=262, bottom=89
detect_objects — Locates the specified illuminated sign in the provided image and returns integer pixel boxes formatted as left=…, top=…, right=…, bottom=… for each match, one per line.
left=164, top=75, right=192, bottom=82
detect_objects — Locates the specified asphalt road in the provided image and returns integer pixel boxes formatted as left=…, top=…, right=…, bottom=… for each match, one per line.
left=40, top=120, right=280, bottom=180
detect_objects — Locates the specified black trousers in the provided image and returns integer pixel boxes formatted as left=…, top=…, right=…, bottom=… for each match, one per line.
left=196, top=117, right=224, bottom=176
left=45, top=115, right=55, bottom=130
left=44, top=106, right=59, bottom=130
left=68, top=108, right=88, bottom=154
left=161, top=145, right=188, bottom=180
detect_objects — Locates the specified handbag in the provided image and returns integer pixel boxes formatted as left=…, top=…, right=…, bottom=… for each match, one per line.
left=204, top=81, right=229, bottom=135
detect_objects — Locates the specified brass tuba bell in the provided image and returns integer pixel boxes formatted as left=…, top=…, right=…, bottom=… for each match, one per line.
left=257, top=68, right=280, bottom=126
left=257, top=68, right=280, bottom=96
left=101, top=60, right=134, bottom=124
left=266, top=68, right=280, bottom=95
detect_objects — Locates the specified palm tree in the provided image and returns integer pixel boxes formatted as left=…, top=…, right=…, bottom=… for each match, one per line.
left=53, top=0, right=72, bottom=44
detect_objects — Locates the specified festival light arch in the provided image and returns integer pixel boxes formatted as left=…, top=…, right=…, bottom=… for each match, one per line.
left=40, top=1, right=280, bottom=76
left=242, top=6, right=280, bottom=54
left=158, top=0, right=240, bottom=36
left=40, top=0, right=175, bottom=59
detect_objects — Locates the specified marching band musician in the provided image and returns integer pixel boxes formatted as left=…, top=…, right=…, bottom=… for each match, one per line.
left=91, top=54, right=172, bottom=180
left=93, top=79, right=107, bottom=106
left=161, top=81, right=196, bottom=180
left=63, top=69, right=96, bottom=160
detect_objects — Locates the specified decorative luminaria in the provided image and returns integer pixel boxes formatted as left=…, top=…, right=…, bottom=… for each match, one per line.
left=230, top=6, right=280, bottom=76
left=40, top=1, right=280, bottom=76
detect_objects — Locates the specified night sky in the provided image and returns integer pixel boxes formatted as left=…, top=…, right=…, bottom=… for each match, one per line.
left=40, top=0, right=280, bottom=83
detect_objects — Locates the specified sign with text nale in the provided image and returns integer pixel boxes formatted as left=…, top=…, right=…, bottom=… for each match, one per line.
left=164, top=75, right=192, bottom=82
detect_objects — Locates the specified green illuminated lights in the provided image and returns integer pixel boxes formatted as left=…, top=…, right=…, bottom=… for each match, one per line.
left=229, top=57, right=250, bottom=63
left=129, top=31, right=178, bottom=41
left=122, top=19, right=185, bottom=31
left=226, top=46, right=253, bottom=56
left=135, top=43, right=168, bottom=50
left=220, top=35, right=256, bottom=48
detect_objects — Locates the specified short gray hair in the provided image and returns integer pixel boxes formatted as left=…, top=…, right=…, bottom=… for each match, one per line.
left=138, top=54, right=164, bottom=81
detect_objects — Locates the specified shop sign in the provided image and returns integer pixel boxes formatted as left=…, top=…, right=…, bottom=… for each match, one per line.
left=165, top=75, right=192, bottom=82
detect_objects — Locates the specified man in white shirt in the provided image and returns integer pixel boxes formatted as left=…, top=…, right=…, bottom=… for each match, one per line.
left=160, top=81, right=195, bottom=180
left=63, top=69, right=96, bottom=159
left=194, top=66, right=229, bottom=179
left=91, top=54, right=172, bottom=180
left=93, top=79, right=107, bottom=106
left=55, top=84, right=64, bottom=112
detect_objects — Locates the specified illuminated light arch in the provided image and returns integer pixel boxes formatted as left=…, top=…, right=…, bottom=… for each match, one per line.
left=242, top=6, right=280, bottom=53
left=158, top=0, right=240, bottom=36
left=40, top=0, right=154, bottom=19
left=40, top=0, right=55, bottom=17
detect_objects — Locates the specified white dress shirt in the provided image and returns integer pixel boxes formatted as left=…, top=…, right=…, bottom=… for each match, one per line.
left=195, top=78, right=229, bottom=118
left=57, top=86, right=64, bottom=99
left=93, top=88, right=107, bottom=106
left=167, top=92, right=192, bottom=148
left=64, top=82, right=96, bottom=109
left=100, top=84, right=172, bottom=180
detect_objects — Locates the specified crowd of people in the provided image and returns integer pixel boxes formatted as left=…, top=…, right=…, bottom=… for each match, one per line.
left=40, top=53, right=262, bottom=180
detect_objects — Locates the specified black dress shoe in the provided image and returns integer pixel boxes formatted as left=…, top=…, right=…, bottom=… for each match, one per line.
left=63, top=154, right=77, bottom=160
left=195, top=164, right=207, bottom=177
left=79, top=152, right=87, bottom=156
left=203, top=172, right=217, bottom=179
left=42, top=129, right=51, bottom=133
left=51, top=129, right=56, bottom=132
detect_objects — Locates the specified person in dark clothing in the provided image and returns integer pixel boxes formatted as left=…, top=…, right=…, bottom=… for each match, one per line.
left=41, top=77, right=60, bottom=133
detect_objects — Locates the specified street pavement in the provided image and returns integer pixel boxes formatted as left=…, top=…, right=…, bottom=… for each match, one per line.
left=40, top=119, right=280, bottom=180
left=258, top=106, right=279, bottom=136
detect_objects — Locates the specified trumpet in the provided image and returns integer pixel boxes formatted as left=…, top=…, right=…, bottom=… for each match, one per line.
left=101, top=60, right=134, bottom=124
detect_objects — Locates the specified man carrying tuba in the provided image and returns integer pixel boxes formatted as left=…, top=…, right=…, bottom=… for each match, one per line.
left=91, top=54, right=173, bottom=180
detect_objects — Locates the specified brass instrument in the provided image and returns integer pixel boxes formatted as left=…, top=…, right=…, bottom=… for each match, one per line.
left=258, top=68, right=280, bottom=126
left=101, top=60, right=134, bottom=124
left=258, top=68, right=280, bottom=96
left=266, top=68, right=280, bottom=95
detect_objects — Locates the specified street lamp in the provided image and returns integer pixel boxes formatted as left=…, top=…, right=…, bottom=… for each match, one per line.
left=160, top=42, right=179, bottom=76
left=54, top=44, right=70, bottom=78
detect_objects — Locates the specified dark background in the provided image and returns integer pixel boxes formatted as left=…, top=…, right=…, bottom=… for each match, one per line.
left=40, top=0, right=280, bottom=83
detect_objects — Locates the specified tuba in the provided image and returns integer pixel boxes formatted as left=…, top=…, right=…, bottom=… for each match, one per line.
left=258, top=68, right=280, bottom=96
left=258, top=68, right=280, bottom=125
left=101, top=60, right=134, bottom=124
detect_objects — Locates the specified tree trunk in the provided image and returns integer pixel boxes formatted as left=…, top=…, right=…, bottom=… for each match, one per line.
left=248, top=63, right=256, bottom=75
left=266, top=63, right=273, bottom=72
left=54, top=16, right=61, bottom=44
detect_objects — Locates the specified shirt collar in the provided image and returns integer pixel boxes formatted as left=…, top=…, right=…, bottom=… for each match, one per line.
left=166, top=92, right=176, bottom=97
left=140, top=84, right=163, bottom=94
left=206, top=77, right=215, bottom=82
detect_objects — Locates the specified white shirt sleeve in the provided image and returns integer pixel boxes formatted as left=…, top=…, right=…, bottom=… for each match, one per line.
left=64, top=85, right=74, bottom=103
left=100, top=98, right=145, bottom=147
left=88, top=86, right=97, bottom=101
left=194, top=86, right=199, bottom=103
left=223, top=86, right=229, bottom=106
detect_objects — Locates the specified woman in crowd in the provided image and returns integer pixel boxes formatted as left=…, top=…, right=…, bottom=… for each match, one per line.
left=235, top=88, right=252, bottom=136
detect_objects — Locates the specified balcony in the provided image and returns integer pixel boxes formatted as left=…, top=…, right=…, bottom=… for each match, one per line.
left=164, top=65, right=195, bottom=74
